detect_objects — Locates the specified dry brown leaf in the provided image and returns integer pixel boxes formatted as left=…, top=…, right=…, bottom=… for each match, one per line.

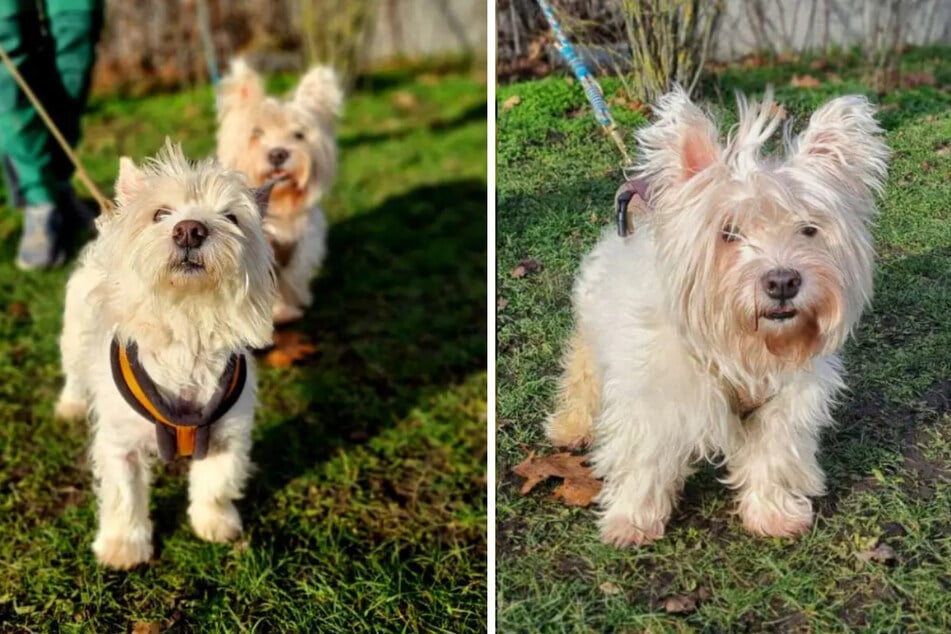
left=903, top=71, right=936, bottom=88
left=790, top=74, right=822, bottom=89
left=6, top=300, right=29, bottom=320
left=510, top=258, right=542, bottom=279
left=265, top=331, right=317, bottom=368
left=497, top=297, right=510, bottom=311
left=599, top=581, right=622, bottom=595
left=660, top=587, right=710, bottom=614
left=502, top=95, right=522, bottom=111
left=553, top=476, right=602, bottom=506
left=826, top=72, right=843, bottom=84
left=934, top=140, right=951, bottom=156
left=391, top=90, right=418, bottom=111
left=809, top=58, right=830, bottom=71
left=663, top=594, right=697, bottom=614
left=511, top=452, right=602, bottom=507
left=131, top=623, right=161, bottom=634
left=768, top=103, right=788, bottom=120
left=857, top=542, right=897, bottom=564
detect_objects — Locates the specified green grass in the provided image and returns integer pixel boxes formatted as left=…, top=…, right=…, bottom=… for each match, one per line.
left=0, top=62, right=487, bottom=632
left=496, top=48, right=951, bottom=632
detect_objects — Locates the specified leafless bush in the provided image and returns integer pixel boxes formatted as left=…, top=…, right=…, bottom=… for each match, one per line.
left=611, top=0, right=721, bottom=101
left=298, top=0, right=376, bottom=90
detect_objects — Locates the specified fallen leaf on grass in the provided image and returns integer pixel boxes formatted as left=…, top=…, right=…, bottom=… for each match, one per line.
left=131, top=623, right=161, bottom=634
left=663, top=594, right=697, bottom=614
left=502, top=95, right=522, bottom=111
left=768, top=102, right=788, bottom=120
left=497, top=297, right=510, bottom=311
left=826, top=72, right=843, bottom=84
left=510, top=258, right=542, bottom=278
left=790, top=74, right=822, bottom=89
left=934, top=140, right=950, bottom=156
left=6, top=300, right=29, bottom=320
left=512, top=451, right=602, bottom=507
left=857, top=542, right=898, bottom=565
left=265, top=331, right=317, bottom=367
left=599, top=581, right=622, bottom=595
left=903, top=71, right=936, bottom=88
left=391, top=90, right=418, bottom=111
left=659, top=586, right=711, bottom=615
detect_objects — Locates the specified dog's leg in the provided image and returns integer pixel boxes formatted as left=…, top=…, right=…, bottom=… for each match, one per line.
left=55, top=274, right=94, bottom=420
left=91, top=440, right=153, bottom=569
left=188, top=431, right=251, bottom=543
left=546, top=329, right=599, bottom=448
left=725, top=363, right=841, bottom=538
left=591, top=383, right=697, bottom=548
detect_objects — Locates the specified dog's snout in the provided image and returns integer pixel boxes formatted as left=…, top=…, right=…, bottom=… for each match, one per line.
left=172, top=220, right=208, bottom=249
left=268, top=147, right=289, bottom=167
left=761, top=268, right=801, bottom=300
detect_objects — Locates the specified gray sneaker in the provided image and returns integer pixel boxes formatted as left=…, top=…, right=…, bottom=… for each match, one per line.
left=16, top=202, right=65, bottom=270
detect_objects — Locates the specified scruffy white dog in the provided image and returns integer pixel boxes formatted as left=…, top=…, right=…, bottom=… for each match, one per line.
left=216, top=58, right=343, bottom=324
left=547, top=88, right=888, bottom=547
left=55, top=141, right=277, bottom=569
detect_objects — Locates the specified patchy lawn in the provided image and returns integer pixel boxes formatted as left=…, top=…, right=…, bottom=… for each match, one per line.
left=497, top=47, right=950, bottom=632
left=0, top=61, right=487, bottom=632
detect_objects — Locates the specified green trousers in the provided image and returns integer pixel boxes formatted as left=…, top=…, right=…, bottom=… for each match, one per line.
left=0, top=0, right=102, bottom=206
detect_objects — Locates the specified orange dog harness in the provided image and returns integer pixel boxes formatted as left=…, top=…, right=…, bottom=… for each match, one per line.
left=110, top=339, right=247, bottom=462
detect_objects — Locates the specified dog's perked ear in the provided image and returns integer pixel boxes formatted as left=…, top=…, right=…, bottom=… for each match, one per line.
left=634, top=86, right=722, bottom=193
left=113, top=156, right=145, bottom=212
left=216, top=58, right=266, bottom=117
left=787, top=95, right=889, bottom=197
left=293, top=65, right=344, bottom=123
left=249, top=178, right=279, bottom=217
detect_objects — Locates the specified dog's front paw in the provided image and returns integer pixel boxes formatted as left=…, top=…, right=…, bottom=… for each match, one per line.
left=272, top=303, right=304, bottom=325
left=599, top=514, right=665, bottom=548
left=54, top=396, right=88, bottom=421
left=190, top=501, right=243, bottom=543
left=738, top=493, right=814, bottom=538
left=93, top=534, right=153, bottom=569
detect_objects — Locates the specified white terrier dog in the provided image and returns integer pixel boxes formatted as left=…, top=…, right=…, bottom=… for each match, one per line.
left=55, top=141, right=277, bottom=569
left=547, top=88, right=888, bottom=547
left=216, top=59, right=343, bottom=324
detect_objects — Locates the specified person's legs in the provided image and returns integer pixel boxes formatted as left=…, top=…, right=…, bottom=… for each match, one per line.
left=0, top=1, right=62, bottom=208
left=0, top=0, right=102, bottom=268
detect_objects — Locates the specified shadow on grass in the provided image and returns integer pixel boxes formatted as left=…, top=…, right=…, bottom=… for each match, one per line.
left=339, top=99, right=487, bottom=150
left=246, top=179, right=487, bottom=514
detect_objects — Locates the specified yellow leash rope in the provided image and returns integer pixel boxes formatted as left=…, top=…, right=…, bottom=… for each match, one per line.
left=0, top=42, right=113, bottom=214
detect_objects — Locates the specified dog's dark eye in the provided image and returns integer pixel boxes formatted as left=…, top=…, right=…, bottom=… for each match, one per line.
left=153, top=208, right=172, bottom=222
left=251, top=127, right=264, bottom=139
left=721, top=225, right=741, bottom=243
left=293, top=130, right=306, bottom=141
left=225, top=213, right=239, bottom=225
left=800, top=225, right=818, bottom=237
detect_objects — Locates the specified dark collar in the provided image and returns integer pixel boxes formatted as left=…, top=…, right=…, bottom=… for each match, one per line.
left=110, top=338, right=247, bottom=462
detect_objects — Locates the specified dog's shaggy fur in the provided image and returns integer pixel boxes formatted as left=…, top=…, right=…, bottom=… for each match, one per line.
left=547, top=88, right=889, bottom=547
left=55, top=142, right=277, bottom=569
left=216, top=58, right=342, bottom=324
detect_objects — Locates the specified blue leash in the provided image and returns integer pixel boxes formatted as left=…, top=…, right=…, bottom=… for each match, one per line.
left=534, top=0, right=640, bottom=236
left=196, top=0, right=220, bottom=85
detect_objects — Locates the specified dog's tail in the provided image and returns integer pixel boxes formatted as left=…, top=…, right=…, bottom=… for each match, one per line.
left=294, top=66, right=344, bottom=123
left=545, top=329, right=599, bottom=449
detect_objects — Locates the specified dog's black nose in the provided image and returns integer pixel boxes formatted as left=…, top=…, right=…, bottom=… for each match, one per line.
left=268, top=148, right=289, bottom=167
left=172, top=220, right=208, bottom=249
left=762, top=268, right=801, bottom=300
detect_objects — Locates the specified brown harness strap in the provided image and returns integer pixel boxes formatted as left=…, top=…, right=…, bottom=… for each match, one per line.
left=110, top=339, right=247, bottom=462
